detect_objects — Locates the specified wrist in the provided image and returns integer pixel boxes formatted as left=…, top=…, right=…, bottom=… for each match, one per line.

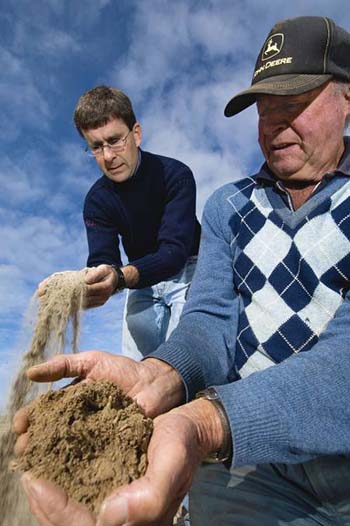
left=112, top=264, right=140, bottom=290
left=110, top=265, right=126, bottom=294
left=195, top=388, right=232, bottom=463
left=170, top=397, right=228, bottom=462
left=141, top=358, right=185, bottom=412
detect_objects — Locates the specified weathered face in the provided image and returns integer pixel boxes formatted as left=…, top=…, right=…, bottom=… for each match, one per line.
left=257, top=82, right=350, bottom=183
left=82, top=117, right=142, bottom=183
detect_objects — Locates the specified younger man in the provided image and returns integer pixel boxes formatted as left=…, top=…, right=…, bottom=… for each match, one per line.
left=75, top=86, right=201, bottom=359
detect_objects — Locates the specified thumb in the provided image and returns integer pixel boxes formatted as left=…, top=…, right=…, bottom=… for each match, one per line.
left=85, top=265, right=111, bottom=285
left=97, top=482, right=178, bottom=526
left=97, top=493, right=129, bottom=526
left=84, top=266, right=101, bottom=285
left=22, top=473, right=95, bottom=526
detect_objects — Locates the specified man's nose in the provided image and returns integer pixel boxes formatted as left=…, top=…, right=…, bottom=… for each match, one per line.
left=102, top=145, right=117, bottom=161
left=260, top=112, right=288, bottom=134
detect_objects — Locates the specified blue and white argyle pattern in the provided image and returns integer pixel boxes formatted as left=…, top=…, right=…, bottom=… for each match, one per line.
left=229, top=177, right=350, bottom=378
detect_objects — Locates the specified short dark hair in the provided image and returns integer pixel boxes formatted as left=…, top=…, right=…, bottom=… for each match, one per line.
left=73, top=86, right=137, bottom=136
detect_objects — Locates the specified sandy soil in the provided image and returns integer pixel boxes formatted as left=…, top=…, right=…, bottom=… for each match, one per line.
left=14, top=380, right=153, bottom=513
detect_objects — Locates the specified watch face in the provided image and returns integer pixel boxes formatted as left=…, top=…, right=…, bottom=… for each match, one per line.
left=196, top=387, right=219, bottom=401
left=206, top=387, right=219, bottom=400
left=115, top=267, right=126, bottom=289
left=110, top=265, right=126, bottom=293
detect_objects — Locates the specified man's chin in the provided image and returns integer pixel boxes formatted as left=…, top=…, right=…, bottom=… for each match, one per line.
left=105, top=170, right=131, bottom=183
left=267, top=159, right=306, bottom=181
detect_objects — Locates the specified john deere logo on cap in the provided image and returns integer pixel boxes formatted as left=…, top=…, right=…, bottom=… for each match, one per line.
left=262, top=33, right=284, bottom=61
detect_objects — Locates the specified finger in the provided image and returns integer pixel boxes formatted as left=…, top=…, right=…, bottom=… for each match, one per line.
left=83, top=301, right=106, bottom=310
left=83, top=298, right=107, bottom=309
left=85, top=286, right=109, bottom=298
left=26, top=352, right=103, bottom=382
left=14, top=431, right=29, bottom=455
left=85, top=265, right=112, bottom=285
left=22, top=473, right=95, bottom=526
left=13, top=406, right=30, bottom=434
left=84, top=290, right=109, bottom=302
left=85, top=279, right=113, bottom=296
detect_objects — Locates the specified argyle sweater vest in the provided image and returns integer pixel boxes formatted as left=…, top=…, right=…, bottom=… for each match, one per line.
left=231, top=176, right=350, bottom=378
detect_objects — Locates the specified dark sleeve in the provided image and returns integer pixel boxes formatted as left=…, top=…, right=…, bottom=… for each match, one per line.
left=83, top=188, right=122, bottom=268
left=130, top=166, right=199, bottom=288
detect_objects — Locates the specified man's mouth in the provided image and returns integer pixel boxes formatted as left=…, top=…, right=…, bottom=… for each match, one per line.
left=271, top=143, right=294, bottom=151
left=109, top=163, right=124, bottom=172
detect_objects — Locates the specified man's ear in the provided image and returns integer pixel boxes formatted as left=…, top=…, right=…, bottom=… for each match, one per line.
left=133, top=122, right=142, bottom=147
left=344, top=83, right=350, bottom=102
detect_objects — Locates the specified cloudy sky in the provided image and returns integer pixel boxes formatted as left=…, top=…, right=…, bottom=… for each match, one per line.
left=1, top=0, right=349, bottom=409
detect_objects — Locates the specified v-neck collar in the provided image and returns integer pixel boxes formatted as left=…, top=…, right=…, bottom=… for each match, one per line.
left=254, top=137, right=350, bottom=229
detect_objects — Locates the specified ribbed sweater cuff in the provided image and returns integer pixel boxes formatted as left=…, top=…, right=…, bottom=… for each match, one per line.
left=149, top=341, right=206, bottom=402
left=215, top=380, right=289, bottom=468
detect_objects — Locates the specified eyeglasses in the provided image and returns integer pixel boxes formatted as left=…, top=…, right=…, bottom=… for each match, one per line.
left=85, top=130, right=132, bottom=157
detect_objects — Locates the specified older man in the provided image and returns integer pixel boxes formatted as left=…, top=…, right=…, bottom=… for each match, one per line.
left=16, top=16, right=350, bottom=526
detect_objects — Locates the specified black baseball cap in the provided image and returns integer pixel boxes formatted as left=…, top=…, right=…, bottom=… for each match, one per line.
left=224, top=16, right=350, bottom=117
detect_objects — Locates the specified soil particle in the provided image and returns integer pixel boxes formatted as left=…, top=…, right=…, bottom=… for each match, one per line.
left=14, top=379, right=153, bottom=513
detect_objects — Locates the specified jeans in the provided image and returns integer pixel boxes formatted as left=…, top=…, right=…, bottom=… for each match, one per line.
left=122, top=257, right=197, bottom=359
left=189, top=457, right=350, bottom=525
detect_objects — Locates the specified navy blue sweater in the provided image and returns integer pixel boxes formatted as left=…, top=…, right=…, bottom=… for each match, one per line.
left=83, top=149, right=201, bottom=288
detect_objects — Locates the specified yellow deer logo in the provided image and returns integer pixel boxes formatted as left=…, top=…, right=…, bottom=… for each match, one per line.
left=261, top=33, right=284, bottom=61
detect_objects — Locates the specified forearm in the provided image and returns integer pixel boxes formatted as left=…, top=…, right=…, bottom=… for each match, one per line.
left=152, top=312, right=238, bottom=401
left=128, top=171, right=199, bottom=289
left=128, top=246, right=188, bottom=289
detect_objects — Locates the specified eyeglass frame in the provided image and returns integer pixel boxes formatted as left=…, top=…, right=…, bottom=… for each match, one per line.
left=84, top=129, right=132, bottom=157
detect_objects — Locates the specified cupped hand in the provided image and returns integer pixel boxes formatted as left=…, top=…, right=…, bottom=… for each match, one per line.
left=84, top=265, right=118, bottom=308
left=97, top=407, right=205, bottom=526
left=13, top=351, right=184, bottom=454
left=37, top=271, right=69, bottom=297
left=20, top=403, right=207, bottom=526
left=37, top=264, right=122, bottom=308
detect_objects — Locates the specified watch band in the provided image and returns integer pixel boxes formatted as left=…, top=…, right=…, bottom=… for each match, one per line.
left=111, top=265, right=127, bottom=293
left=196, top=387, right=232, bottom=463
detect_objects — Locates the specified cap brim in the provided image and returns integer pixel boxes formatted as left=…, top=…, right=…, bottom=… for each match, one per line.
left=224, top=74, right=333, bottom=117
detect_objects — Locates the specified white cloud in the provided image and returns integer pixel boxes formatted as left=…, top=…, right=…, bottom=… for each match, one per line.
left=0, top=156, right=45, bottom=205
left=0, top=265, right=30, bottom=315
left=0, top=212, right=86, bottom=280
left=14, top=19, right=81, bottom=55
left=0, top=48, right=50, bottom=141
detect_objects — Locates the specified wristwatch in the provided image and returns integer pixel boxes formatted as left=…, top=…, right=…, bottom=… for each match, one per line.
left=196, top=387, right=232, bottom=463
left=111, top=265, right=127, bottom=293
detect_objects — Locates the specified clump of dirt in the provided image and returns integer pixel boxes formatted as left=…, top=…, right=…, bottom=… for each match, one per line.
left=0, top=269, right=87, bottom=526
left=14, top=380, right=153, bottom=513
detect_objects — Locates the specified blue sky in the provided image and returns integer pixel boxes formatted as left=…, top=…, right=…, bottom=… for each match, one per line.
left=1, top=0, right=350, bottom=409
